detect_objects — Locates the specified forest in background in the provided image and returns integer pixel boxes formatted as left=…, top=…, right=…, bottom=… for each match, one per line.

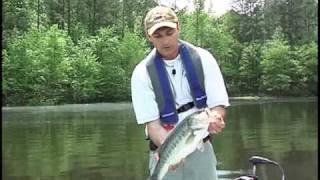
left=2, top=0, right=318, bottom=106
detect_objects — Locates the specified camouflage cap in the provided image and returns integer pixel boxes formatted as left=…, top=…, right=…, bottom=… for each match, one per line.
left=144, top=6, right=178, bottom=35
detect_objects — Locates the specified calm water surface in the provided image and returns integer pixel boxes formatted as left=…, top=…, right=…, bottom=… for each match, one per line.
left=2, top=99, right=317, bottom=180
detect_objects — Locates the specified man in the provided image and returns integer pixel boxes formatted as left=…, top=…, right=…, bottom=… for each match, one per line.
left=131, top=6, right=229, bottom=180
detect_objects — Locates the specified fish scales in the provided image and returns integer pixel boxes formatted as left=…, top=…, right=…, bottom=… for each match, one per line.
left=150, top=111, right=210, bottom=180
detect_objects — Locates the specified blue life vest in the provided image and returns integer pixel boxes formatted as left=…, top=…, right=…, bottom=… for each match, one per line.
left=146, top=40, right=207, bottom=125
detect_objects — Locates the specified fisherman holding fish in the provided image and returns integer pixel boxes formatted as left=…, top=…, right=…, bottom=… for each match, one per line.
left=131, top=5, right=230, bottom=180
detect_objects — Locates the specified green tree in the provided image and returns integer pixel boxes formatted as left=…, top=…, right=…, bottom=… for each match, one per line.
left=260, top=29, right=293, bottom=96
left=238, top=42, right=262, bottom=94
left=261, top=0, right=318, bottom=45
left=2, top=25, right=74, bottom=105
left=66, top=45, right=101, bottom=103
left=116, top=31, right=149, bottom=98
left=85, top=28, right=127, bottom=101
left=290, top=42, right=318, bottom=95
left=3, top=0, right=33, bottom=32
left=2, top=28, right=45, bottom=105
left=231, top=0, right=266, bottom=43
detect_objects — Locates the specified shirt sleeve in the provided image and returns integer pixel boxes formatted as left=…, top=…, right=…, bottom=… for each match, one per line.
left=131, top=62, right=160, bottom=124
left=197, top=48, right=230, bottom=108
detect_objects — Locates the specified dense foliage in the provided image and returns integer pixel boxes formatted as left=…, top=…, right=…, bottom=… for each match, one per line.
left=2, top=0, right=318, bottom=106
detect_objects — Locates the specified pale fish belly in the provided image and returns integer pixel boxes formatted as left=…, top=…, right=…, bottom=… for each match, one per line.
left=150, top=111, right=209, bottom=180
left=155, top=134, right=204, bottom=180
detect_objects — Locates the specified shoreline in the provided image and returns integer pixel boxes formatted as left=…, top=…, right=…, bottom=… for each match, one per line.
left=2, top=96, right=317, bottom=110
left=229, top=96, right=317, bottom=100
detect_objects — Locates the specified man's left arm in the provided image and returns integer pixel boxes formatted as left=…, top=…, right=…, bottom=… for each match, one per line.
left=197, top=48, right=229, bottom=134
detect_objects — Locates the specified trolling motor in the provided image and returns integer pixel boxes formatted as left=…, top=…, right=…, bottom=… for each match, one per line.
left=234, top=155, right=285, bottom=180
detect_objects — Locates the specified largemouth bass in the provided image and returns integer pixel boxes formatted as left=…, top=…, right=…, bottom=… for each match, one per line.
left=150, top=110, right=211, bottom=180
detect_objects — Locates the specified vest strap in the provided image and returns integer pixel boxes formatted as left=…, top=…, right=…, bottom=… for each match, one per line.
left=180, top=44, right=207, bottom=108
left=154, top=53, right=179, bottom=124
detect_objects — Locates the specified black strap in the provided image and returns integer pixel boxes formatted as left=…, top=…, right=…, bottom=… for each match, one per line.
left=149, top=140, right=158, bottom=151
left=177, top=102, right=194, bottom=114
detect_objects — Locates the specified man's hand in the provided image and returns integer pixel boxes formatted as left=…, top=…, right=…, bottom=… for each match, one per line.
left=204, top=106, right=226, bottom=134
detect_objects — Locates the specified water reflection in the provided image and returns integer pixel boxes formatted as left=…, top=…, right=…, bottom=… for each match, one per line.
left=214, top=100, right=318, bottom=180
left=3, top=105, right=149, bottom=180
left=2, top=99, right=317, bottom=180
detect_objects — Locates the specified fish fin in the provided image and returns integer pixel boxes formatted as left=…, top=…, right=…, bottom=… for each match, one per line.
left=185, top=135, right=196, bottom=144
left=193, top=129, right=208, bottom=138
left=193, top=129, right=204, bottom=136
left=197, top=141, right=205, bottom=152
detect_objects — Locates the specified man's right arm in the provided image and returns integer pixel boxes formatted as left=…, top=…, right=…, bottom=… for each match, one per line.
left=146, top=119, right=169, bottom=147
left=131, top=63, right=169, bottom=147
left=147, top=119, right=184, bottom=170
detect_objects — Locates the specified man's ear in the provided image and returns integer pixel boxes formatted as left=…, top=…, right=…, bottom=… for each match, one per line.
left=176, top=22, right=180, bottom=32
left=145, top=32, right=152, bottom=42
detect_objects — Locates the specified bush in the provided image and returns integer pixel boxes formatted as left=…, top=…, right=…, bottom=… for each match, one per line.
left=260, top=37, right=293, bottom=96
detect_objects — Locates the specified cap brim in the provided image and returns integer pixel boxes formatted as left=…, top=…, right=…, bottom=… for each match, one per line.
left=148, top=22, right=177, bottom=35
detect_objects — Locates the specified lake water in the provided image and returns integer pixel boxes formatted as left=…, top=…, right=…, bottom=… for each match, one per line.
left=2, top=98, right=318, bottom=180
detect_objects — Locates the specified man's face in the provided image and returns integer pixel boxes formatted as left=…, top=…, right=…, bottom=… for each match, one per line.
left=147, top=25, right=180, bottom=60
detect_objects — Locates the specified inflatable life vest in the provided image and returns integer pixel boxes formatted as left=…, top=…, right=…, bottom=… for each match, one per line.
left=146, top=40, right=207, bottom=125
